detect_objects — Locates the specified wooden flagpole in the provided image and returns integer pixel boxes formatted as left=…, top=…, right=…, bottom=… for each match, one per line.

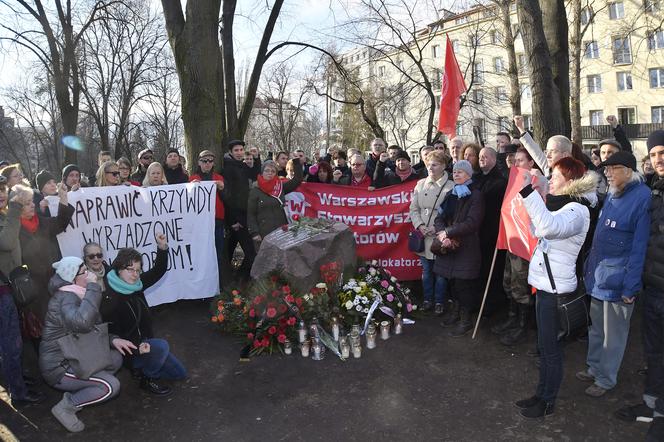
left=472, top=247, right=498, bottom=339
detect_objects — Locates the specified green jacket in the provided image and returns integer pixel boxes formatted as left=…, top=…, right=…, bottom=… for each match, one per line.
left=0, top=201, right=23, bottom=284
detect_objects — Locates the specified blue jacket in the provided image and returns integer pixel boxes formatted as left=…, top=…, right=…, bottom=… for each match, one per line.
left=584, top=179, right=651, bottom=301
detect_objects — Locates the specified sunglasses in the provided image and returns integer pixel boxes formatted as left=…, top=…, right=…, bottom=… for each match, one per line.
left=199, top=159, right=214, bottom=164
left=106, top=171, right=120, bottom=177
left=86, top=253, right=103, bottom=260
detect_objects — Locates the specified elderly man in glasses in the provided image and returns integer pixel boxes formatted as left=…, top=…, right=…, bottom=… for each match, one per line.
left=131, top=149, right=154, bottom=184
left=190, top=150, right=225, bottom=289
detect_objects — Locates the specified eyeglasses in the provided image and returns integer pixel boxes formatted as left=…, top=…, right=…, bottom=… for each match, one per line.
left=106, top=171, right=120, bottom=177
left=0, top=176, right=6, bottom=184
left=141, top=156, right=153, bottom=161
left=76, top=268, right=87, bottom=277
left=118, top=167, right=130, bottom=171
left=86, top=253, right=103, bottom=260
left=199, top=159, right=214, bottom=164
left=123, top=266, right=142, bottom=275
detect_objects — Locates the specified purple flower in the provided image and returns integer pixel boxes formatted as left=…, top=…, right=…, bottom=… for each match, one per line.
left=406, top=303, right=413, bottom=312
left=386, top=294, right=394, bottom=302
left=380, top=280, right=389, bottom=288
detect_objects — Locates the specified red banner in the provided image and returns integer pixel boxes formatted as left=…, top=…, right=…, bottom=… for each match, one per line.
left=496, top=167, right=537, bottom=261
left=284, top=181, right=421, bottom=280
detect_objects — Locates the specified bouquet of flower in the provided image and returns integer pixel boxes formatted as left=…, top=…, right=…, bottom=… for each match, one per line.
left=338, top=278, right=379, bottom=327
left=358, top=260, right=417, bottom=318
left=210, top=289, right=249, bottom=333
left=300, top=282, right=332, bottom=323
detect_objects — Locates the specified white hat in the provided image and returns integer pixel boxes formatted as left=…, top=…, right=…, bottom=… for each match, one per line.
left=52, top=257, right=84, bottom=283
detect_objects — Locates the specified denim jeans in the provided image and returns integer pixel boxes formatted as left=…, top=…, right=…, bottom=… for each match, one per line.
left=0, top=289, right=27, bottom=399
left=643, top=287, right=664, bottom=414
left=132, top=338, right=187, bottom=380
left=215, top=219, right=225, bottom=290
left=420, top=257, right=447, bottom=304
left=535, top=290, right=563, bottom=404
left=586, top=297, right=634, bottom=390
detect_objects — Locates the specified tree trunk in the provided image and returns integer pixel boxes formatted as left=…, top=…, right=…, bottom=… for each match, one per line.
left=498, top=1, right=521, bottom=130
left=569, top=0, right=583, bottom=146
left=541, top=0, right=570, bottom=137
left=517, top=0, right=564, bottom=148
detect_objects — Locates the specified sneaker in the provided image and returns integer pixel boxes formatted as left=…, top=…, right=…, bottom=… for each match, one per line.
left=421, top=301, right=432, bottom=312
left=576, top=370, right=595, bottom=382
left=434, top=303, right=444, bottom=316
left=646, top=417, right=664, bottom=442
left=515, top=395, right=540, bottom=410
left=615, top=403, right=654, bottom=423
left=140, top=377, right=172, bottom=396
left=520, top=400, right=554, bottom=418
left=585, top=384, right=608, bottom=397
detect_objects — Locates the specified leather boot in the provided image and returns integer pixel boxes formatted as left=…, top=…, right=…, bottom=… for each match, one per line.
left=490, top=298, right=519, bottom=335
left=140, top=376, right=172, bottom=396
left=449, top=307, right=472, bottom=337
left=440, top=300, right=460, bottom=327
left=500, top=303, right=529, bottom=346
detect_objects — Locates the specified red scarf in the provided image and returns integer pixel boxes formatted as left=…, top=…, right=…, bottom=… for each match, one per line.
left=21, top=215, right=39, bottom=234
left=396, top=167, right=414, bottom=181
left=257, top=175, right=283, bottom=198
left=352, top=174, right=372, bottom=188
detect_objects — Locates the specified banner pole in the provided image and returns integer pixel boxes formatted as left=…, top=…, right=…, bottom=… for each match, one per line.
left=472, top=247, right=498, bottom=339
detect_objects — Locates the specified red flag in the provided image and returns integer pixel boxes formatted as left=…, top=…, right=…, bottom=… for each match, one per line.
left=496, top=167, right=538, bottom=261
left=437, top=35, right=467, bottom=139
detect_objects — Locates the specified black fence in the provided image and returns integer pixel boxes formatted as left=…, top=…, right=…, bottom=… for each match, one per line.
left=581, top=123, right=664, bottom=141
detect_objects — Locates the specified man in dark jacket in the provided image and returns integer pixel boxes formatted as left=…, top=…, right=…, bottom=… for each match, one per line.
left=373, top=150, right=419, bottom=188
left=131, top=148, right=153, bottom=183
left=615, top=131, right=664, bottom=441
left=365, top=138, right=386, bottom=179
left=163, top=148, right=188, bottom=184
left=332, top=154, right=373, bottom=188
left=579, top=151, right=651, bottom=398
left=474, top=147, right=508, bottom=314
left=222, top=140, right=260, bottom=280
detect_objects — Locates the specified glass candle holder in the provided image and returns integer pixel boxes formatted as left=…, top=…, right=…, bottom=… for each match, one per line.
left=352, top=343, right=362, bottom=358
left=380, top=321, right=390, bottom=340
left=394, top=314, right=403, bottom=335
left=351, top=324, right=361, bottom=336
left=284, top=339, right=292, bottom=355
left=301, top=339, right=310, bottom=357
left=311, top=338, right=323, bottom=360
left=297, top=321, right=307, bottom=343
left=366, top=329, right=377, bottom=349
left=340, top=338, right=350, bottom=359
left=350, top=330, right=361, bottom=348
left=331, top=317, right=340, bottom=341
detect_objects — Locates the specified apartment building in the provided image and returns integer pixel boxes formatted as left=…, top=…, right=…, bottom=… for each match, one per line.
left=330, top=1, right=664, bottom=160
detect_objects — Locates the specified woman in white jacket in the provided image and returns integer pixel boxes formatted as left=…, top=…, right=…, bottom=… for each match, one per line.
left=514, top=157, right=598, bottom=418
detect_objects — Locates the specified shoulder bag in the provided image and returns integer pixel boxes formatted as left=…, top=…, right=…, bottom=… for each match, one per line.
left=57, top=323, right=114, bottom=380
left=542, top=251, right=589, bottom=340
left=408, top=183, right=446, bottom=253
left=0, top=265, right=39, bottom=307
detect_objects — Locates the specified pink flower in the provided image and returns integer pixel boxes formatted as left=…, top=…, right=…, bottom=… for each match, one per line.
left=268, top=326, right=277, bottom=335
left=266, top=307, right=277, bottom=318
left=406, top=303, right=413, bottom=312
left=249, top=308, right=256, bottom=318
left=386, top=294, right=394, bottom=302
left=277, top=334, right=287, bottom=343
left=380, top=280, right=389, bottom=288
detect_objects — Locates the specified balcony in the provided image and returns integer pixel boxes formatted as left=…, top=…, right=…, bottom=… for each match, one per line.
left=581, top=123, right=664, bottom=141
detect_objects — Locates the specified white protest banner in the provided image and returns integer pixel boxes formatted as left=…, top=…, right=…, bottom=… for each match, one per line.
left=56, top=183, right=219, bottom=306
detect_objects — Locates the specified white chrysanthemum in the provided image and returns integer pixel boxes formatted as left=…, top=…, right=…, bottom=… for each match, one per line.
left=397, top=302, right=403, bottom=308
left=390, top=276, right=397, bottom=282
left=363, top=308, right=369, bottom=313
left=345, top=300, right=353, bottom=310
left=359, top=281, right=367, bottom=287
left=353, top=287, right=361, bottom=293
left=355, top=305, right=362, bottom=311
left=387, top=286, right=394, bottom=292
left=412, top=305, right=418, bottom=311
left=316, top=283, right=327, bottom=289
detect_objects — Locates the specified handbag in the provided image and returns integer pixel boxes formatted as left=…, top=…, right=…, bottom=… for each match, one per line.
left=57, top=323, right=114, bottom=380
left=542, top=251, right=589, bottom=339
left=409, top=183, right=447, bottom=253
left=0, top=265, right=39, bottom=307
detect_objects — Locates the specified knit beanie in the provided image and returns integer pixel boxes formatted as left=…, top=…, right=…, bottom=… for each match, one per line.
left=52, top=257, right=84, bottom=283
left=166, top=148, right=180, bottom=157
left=395, top=150, right=411, bottom=162
left=453, top=160, right=474, bottom=178
left=647, top=130, right=664, bottom=151
left=36, top=170, right=56, bottom=193
left=61, top=164, right=80, bottom=182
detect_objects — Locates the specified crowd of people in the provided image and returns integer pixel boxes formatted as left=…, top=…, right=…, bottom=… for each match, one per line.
left=0, top=115, right=663, bottom=439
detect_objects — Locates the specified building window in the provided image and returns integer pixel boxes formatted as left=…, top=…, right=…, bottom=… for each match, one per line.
left=476, top=118, right=487, bottom=141
left=473, top=88, right=484, bottom=104
left=435, top=94, right=441, bottom=109
left=495, top=86, right=508, bottom=103
left=378, top=66, right=385, bottom=77
left=469, top=33, right=481, bottom=47
left=431, top=69, right=442, bottom=90
left=489, top=30, right=502, bottom=45
left=587, top=75, right=602, bottom=93
left=523, top=115, right=533, bottom=130
left=612, top=37, right=632, bottom=64
left=498, top=117, right=510, bottom=132
left=609, top=2, right=624, bottom=19
left=517, top=54, right=528, bottom=75
left=618, top=107, right=636, bottom=124
left=455, top=15, right=468, bottom=25
left=451, top=40, right=460, bottom=52
left=456, top=121, right=464, bottom=136
left=493, top=57, right=504, bottom=73
left=648, top=30, right=664, bottom=50
left=590, top=110, right=604, bottom=126
left=616, top=72, right=633, bottom=91
left=584, top=41, right=599, bottom=59
left=511, top=24, right=520, bottom=38
left=379, top=87, right=386, bottom=97
left=651, top=68, right=664, bottom=87
left=645, top=0, right=661, bottom=12
left=474, top=61, right=484, bottom=84
left=653, top=106, right=664, bottom=123
left=521, top=84, right=532, bottom=100
left=580, top=7, right=593, bottom=25
left=432, top=44, right=441, bottom=58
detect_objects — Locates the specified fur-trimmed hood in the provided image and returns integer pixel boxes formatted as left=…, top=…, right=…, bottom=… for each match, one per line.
left=558, top=171, right=600, bottom=207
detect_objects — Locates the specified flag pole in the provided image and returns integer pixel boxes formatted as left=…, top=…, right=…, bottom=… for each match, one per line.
left=472, top=246, right=498, bottom=339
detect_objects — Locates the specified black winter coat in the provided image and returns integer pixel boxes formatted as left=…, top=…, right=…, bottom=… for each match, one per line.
left=433, top=189, right=485, bottom=279
left=645, top=175, right=664, bottom=291
left=164, top=164, right=189, bottom=184
left=221, top=153, right=261, bottom=226
left=373, top=161, right=420, bottom=188
left=100, top=248, right=168, bottom=347
left=473, top=167, right=507, bottom=253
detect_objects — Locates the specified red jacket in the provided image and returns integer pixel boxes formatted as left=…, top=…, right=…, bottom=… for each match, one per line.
left=189, top=173, right=225, bottom=220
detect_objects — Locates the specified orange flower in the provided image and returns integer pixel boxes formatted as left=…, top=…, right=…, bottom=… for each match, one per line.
left=231, top=289, right=239, bottom=296
left=217, top=313, right=225, bottom=322
left=211, top=316, right=218, bottom=323
left=233, top=297, right=242, bottom=306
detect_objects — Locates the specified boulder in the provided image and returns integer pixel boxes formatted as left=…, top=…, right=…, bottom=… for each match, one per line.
left=251, top=220, right=356, bottom=294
